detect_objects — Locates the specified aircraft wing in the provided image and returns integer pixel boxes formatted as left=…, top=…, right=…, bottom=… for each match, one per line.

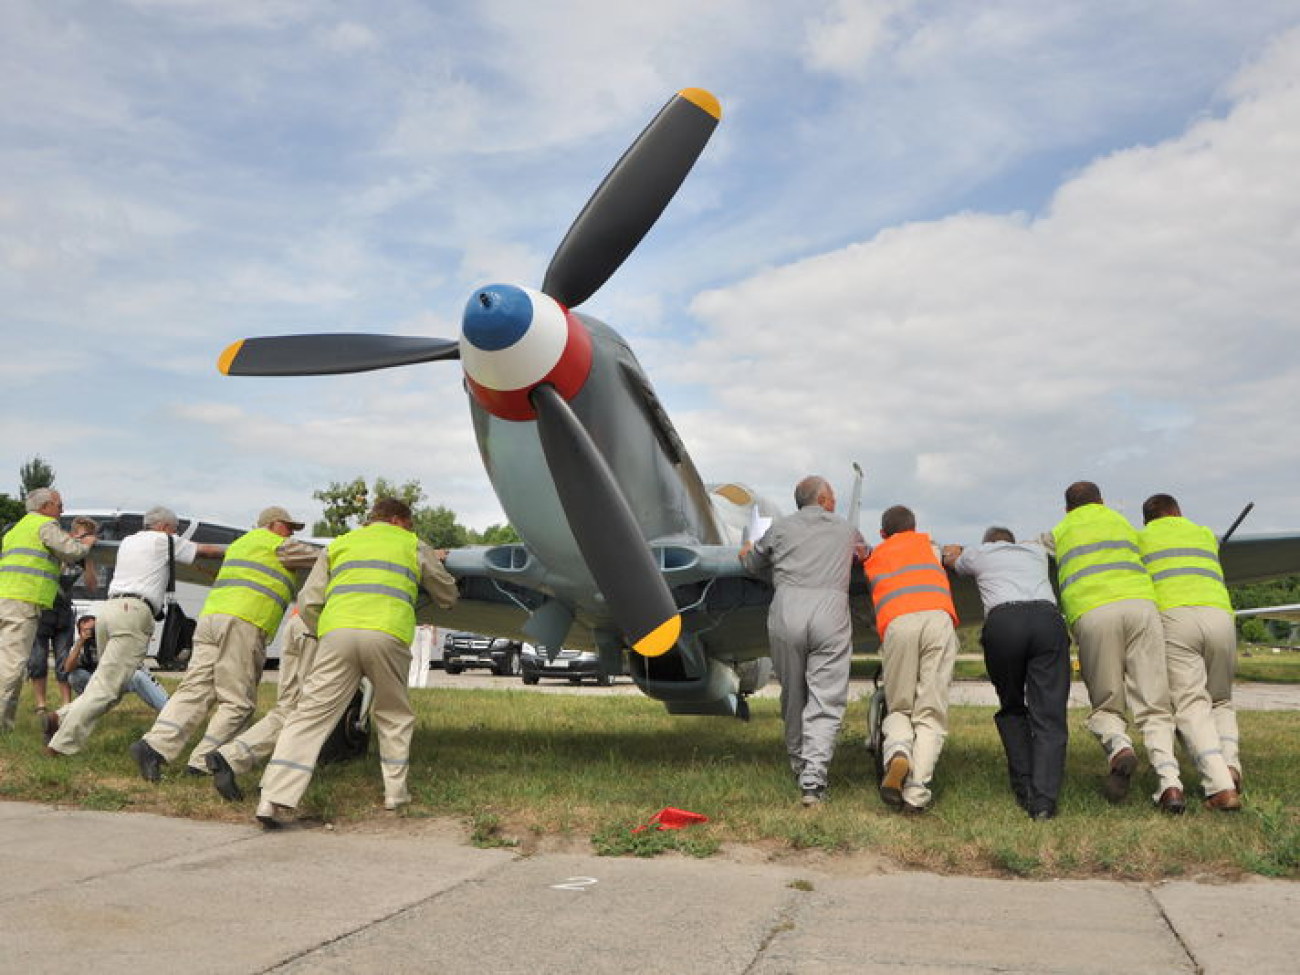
left=428, top=543, right=763, bottom=652
left=1235, top=603, right=1300, bottom=623
left=1219, top=532, right=1300, bottom=585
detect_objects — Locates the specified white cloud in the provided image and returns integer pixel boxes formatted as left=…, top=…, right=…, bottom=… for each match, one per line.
left=675, top=26, right=1300, bottom=538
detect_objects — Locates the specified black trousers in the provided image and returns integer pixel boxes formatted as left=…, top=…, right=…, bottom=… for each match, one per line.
left=980, top=601, right=1071, bottom=814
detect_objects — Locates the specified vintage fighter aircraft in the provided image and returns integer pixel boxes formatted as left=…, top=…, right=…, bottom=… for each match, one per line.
left=216, top=88, right=1300, bottom=717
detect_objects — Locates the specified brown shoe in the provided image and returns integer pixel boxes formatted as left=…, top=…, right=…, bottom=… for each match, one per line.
left=1157, top=787, right=1187, bottom=815
left=1205, top=788, right=1242, bottom=812
left=40, top=710, right=60, bottom=745
left=879, top=754, right=910, bottom=808
left=1229, top=766, right=1243, bottom=793
left=1103, top=747, right=1138, bottom=803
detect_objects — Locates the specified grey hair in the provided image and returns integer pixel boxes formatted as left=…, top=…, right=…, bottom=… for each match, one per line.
left=25, top=488, right=58, bottom=512
left=794, top=475, right=828, bottom=509
left=143, top=506, right=179, bottom=530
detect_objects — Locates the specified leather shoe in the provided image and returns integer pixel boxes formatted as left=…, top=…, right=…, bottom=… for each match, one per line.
left=1157, top=787, right=1187, bottom=815
left=206, top=751, right=243, bottom=802
left=1205, top=788, right=1242, bottom=812
left=879, top=754, right=910, bottom=808
left=1229, top=766, right=1243, bottom=793
left=1103, top=747, right=1137, bottom=803
left=129, top=738, right=165, bottom=783
left=41, top=710, right=60, bottom=745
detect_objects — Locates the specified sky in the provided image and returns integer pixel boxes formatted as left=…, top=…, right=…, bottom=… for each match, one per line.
left=3, top=0, right=1300, bottom=545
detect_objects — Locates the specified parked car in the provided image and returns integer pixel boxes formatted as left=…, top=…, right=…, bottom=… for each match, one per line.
left=520, top=645, right=618, bottom=685
left=442, top=632, right=525, bottom=676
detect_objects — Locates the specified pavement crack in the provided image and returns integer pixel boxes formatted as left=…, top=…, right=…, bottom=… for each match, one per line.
left=740, top=888, right=805, bottom=975
left=1146, top=884, right=1204, bottom=974
left=257, top=851, right=520, bottom=973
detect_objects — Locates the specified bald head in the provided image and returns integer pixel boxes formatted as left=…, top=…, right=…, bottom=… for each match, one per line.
left=794, top=476, right=835, bottom=512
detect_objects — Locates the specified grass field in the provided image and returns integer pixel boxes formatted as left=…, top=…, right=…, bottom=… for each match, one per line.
left=2, top=678, right=1297, bottom=881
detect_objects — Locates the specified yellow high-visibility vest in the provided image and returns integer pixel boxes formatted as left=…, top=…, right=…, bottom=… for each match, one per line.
left=201, top=528, right=297, bottom=636
left=319, top=522, right=420, bottom=643
left=0, top=513, right=60, bottom=608
left=1137, top=516, right=1231, bottom=612
left=1053, top=504, right=1154, bottom=626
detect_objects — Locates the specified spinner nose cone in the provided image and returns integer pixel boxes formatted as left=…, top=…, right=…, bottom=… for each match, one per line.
left=462, top=284, right=533, bottom=351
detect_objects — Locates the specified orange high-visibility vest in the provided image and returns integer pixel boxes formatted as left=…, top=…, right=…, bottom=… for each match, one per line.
left=864, top=531, right=957, bottom=638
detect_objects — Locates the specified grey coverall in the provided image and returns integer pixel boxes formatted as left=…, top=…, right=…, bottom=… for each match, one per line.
left=741, top=505, right=865, bottom=792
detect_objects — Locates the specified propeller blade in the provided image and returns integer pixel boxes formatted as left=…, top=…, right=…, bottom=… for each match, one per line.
left=541, top=87, right=721, bottom=309
left=218, top=334, right=460, bottom=376
left=530, top=383, right=681, bottom=657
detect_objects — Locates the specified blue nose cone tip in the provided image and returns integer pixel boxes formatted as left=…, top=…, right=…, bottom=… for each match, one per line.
left=463, top=284, right=532, bottom=352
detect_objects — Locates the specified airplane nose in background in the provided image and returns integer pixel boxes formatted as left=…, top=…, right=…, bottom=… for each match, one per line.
left=463, top=284, right=532, bottom=351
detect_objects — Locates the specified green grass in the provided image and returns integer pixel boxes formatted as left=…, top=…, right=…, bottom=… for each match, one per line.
left=2, top=680, right=1297, bottom=881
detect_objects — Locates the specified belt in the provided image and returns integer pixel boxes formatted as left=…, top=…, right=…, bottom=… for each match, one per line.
left=111, top=593, right=161, bottom=618
left=988, top=599, right=1058, bottom=613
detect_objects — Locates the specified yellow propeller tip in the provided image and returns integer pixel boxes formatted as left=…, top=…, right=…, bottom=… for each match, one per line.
left=217, top=340, right=245, bottom=375
left=633, top=614, right=682, bottom=658
left=678, top=88, right=721, bottom=121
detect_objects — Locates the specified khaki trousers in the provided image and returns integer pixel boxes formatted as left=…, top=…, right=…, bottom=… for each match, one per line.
left=0, top=598, right=41, bottom=731
left=49, top=597, right=155, bottom=755
left=1162, top=606, right=1238, bottom=795
left=217, top=622, right=318, bottom=775
left=880, top=609, right=959, bottom=808
left=1073, top=598, right=1181, bottom=798
left=260, top=628, right=413, bottom=810
left=143, top=613, right=266, bottom=772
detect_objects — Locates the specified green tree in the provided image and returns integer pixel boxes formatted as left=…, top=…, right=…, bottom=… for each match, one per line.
left=412, top=505, right=470, bottom=548
left=311, top=477, right=369, bottom=537
left=474, top=523, right=520, bottom=545
left=0, top=492, right=24, bottom=528
left=19, top=455, right=55, bottom=499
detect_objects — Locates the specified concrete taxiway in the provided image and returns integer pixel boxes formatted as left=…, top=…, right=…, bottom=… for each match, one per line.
left=3, top=799, right=1297, bottom=975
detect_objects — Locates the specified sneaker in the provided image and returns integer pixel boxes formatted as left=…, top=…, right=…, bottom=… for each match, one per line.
left=1103, top=747, right=1137, bottom=804
left=879, top=754, right=910, bottom=808
left=800, top=786, right=825, bottom=807
left=206, top=751, right=243, bottom=802
left=255, top=798, right=295, bottom=829
left=41, top=710, right=60, bottom=746
left=384, top=797, right=410, bottom=812
left=129, top=738, right=165, bottom=783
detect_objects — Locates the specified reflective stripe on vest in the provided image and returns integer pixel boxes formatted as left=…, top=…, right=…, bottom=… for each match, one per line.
left=0, top=514, right=60, bottom=608
left=319, top=522, right=420, bottom=644
left=200, top=527, right=296, bottom=636
left=863, top=531, right=957, bottom=638
left=1137, top=516, right=1231, bottom=612
left=1052, top=504, right=1154, bottom=625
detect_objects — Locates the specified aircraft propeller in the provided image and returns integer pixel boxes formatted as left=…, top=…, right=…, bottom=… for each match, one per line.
left=218, top=87, right=722, bottom=659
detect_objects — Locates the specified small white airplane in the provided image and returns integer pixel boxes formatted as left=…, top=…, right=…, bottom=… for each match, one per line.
left=215, top=88, right=1300, bottom=717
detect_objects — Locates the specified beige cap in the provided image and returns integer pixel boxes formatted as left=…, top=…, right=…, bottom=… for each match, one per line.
left=257, top=506, right=305, bottom=531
